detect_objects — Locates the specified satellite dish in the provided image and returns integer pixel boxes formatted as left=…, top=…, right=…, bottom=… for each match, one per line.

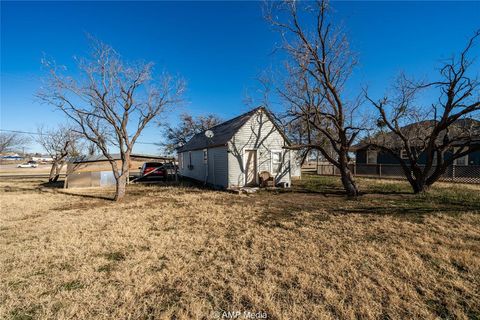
left=205, top=130, right=214, bottom=138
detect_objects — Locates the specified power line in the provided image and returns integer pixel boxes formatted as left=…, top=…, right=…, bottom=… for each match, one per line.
left=0, top=128, right=159, bottom=145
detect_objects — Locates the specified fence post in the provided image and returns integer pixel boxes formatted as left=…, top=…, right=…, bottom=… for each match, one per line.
left=379, top=164, right=382, bottom=177
left=452, top=164, right=456, bottom=183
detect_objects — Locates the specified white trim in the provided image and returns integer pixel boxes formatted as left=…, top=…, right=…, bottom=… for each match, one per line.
left=243, top=148, right=258, bottom=186
left=453, top=147, right=469, bottom=166
left=270, top=149, right=283, bottom=175
left=179, top=152, right=184, bottom=170
left=400, top=149, right=408, bottom=160
left=366, top=150, right=377, bottom=164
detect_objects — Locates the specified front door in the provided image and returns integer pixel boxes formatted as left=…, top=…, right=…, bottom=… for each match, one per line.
left=245, top=150, right=257, bottom=186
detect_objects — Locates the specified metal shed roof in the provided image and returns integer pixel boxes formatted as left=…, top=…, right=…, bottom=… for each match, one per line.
left=69, top=153, right=174, bottom=163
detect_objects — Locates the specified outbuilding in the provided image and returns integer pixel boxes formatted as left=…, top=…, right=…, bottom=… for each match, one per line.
left=177, top=107, right=301, bottom=189
left=65, top=154, right=174, bottom=188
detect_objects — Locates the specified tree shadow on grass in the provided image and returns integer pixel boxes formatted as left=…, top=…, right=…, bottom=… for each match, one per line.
left=56, top=190, right=114, bottom=201
left=253, top=188, right=480, bottom=229
left=57, top=178, right=210, bottom=201
left=1, top=180, right=114, bottom=201
left=332, top=205, right=468, bottom=216
left=40, top=180, right=64, bottom=189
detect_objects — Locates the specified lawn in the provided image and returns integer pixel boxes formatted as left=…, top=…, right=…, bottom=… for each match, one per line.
left=1, top=175, right=479, bottom=319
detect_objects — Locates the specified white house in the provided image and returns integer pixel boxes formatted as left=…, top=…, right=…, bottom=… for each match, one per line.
left=177, top=107, right=301, bottom=189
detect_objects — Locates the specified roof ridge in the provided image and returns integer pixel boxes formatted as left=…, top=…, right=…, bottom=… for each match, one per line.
left=188, top=106, right=264, bottom=140
left=176, top=106, right=267, bottom=152
left=203, top=106, right=263, bottom=132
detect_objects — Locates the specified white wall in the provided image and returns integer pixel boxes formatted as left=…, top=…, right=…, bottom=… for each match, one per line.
left=207, top=146, right=228, bottom=188
left=290, top=150, right=302, bottom=179
left=178, top=146, right=228, bottom=188
left=227, top=110, right=291, bottom=188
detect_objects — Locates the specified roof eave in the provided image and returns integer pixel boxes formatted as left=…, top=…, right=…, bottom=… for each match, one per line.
left=177, top=143, right=228, bottom=153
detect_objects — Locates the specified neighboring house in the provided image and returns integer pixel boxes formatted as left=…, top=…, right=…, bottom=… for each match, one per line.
left=31, top=155, right=54, bottom=162
left=65, top=154, right=174, bottom=188
left=177, top=107, right=301, bottom=189
left=354, top=119, right=480, bottom=166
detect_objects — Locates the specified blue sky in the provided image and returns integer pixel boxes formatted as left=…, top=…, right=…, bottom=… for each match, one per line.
left=1, top=1, right=479, bottom=154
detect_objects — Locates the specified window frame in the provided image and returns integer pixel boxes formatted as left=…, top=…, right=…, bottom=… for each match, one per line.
left=271, top=150, right=283, bottom=174
left=366, top=149, right=378, bottom=165
left=453, top=147, right=468, bottom=166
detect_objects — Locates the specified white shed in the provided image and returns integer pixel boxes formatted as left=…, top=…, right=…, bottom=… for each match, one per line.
left=177, top=107, right=301, bottom=189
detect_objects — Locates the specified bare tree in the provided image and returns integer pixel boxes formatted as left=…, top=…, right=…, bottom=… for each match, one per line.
left=365, top=31, right=480, bottom=193
left=162, top=113, right=222, bottom=154
left=266, top=0, right=364, bottom=196
left=0, top=132, right=30, bottom=154
left=38, top=37, right=185, bottom=200
left=36, top=125, right=81, bottom=182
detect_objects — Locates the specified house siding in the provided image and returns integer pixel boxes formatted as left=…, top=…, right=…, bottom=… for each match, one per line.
left=227, top=110, right=291, bottom=188
left=290, top=150, right=302, bottom=178
left=469, top=149, right=480, bottom=165
left=356, top=145, right=480, bottom=165
left=207, top=146, right=229, bottom=188
left=356, top=149, right=367, bottom=164
left=378, top=151, right=401, bottom=164
left=178, top=146, right=228, bottom=188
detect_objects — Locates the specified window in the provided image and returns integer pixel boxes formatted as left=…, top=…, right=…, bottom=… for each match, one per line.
left=366, top=150, right=377, bottom=164
left=179, top=153, right=183, bottom=169
left=400, top=149, right=408, bottom=160
left=188, top=151, right=192, bottom=169
left=271, top=151, right=282, bottom=174
left=203, top=149, right=208, bottom=163
left=453, top=147, right=468, bottom=166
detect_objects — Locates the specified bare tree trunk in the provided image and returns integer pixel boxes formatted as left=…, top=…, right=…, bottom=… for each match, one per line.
left=53, top=162, right=65, bottom=183
left=114, top=173, right=127, bottom=201
left=48, top=162, right=57, bottom=182
left=49, top=162, right=62, bottom=182
left=338, top=153, right=358, bottom=196
left=410, top=179, right=428, bottom=194
left=49, top=161, right=65, bottom=183
left=113, top=154, right=130, bottom=201
left=400, top=165, right=429, bottom=194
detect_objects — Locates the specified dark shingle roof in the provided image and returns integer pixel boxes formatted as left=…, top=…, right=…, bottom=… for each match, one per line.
left=353, top=118, right=480, bottom=150
left=177, top=106, right=289, bottom=153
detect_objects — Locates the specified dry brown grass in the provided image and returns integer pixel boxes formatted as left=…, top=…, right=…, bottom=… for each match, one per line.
left=1, top=176, right=479, bottom=319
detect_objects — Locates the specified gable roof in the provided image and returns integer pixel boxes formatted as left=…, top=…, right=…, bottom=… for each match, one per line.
left=353, top=118, right=480, bottom=150
left=177, top=106, right=290, bottom=153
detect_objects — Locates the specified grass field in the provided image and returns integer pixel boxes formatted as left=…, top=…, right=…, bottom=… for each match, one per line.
left=1, top=175, right=479, bottom=319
